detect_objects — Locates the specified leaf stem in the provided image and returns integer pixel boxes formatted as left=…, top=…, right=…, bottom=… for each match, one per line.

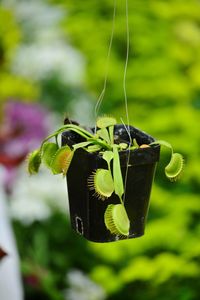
left=40, top=124, right=111, bottom=152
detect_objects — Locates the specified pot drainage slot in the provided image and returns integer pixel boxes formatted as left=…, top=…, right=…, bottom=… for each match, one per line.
left=75, top=216, right=84, bottom=235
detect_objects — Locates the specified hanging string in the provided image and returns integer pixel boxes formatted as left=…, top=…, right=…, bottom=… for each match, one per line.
left=123, top=0, right=130, bottom=128
left=94, top=0, right=131, bottom=203
left=122, top=0, right=131, bottom=203
left=94, top=0, right=117, bottom=119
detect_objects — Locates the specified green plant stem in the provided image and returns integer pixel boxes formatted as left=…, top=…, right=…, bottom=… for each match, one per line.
left=113, top=145, right=124, bottom=204
left=88, top=138, right=112, bottom=150
left=40, top=124, right=111, bottom=152
left=150, top=140, right=173, bottom=153
left=56, top=124, right=94, bottom=138
left=109, top=126, right=114, bottom=144
left=55, top=135, right=59, bottom=147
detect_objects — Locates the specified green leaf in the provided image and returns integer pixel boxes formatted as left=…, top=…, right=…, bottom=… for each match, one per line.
left=103, top=151, right=114, bottom=164
left=109, top=126, right=114, bottom=144
left=119, top=143, right=128, bottom=150
left=97, top=128, right=111, bottom=144
left=102, top=151, right=114, bottom=170
left=104, top=204, right=130, bottom=236
left=113, top=145, right=124, bottom=201
left=87, top=144, right=102, bottom=152
left=73, top=141, right=93, bottom=150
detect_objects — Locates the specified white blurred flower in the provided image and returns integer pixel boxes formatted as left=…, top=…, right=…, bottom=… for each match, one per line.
left=2, top=0, right=63, bottom=33
left=0, top=167, right=24, bottom=300
left=69, top=96, right=95, bottom=126
left=9, top=164, right=69, bottom=225
left=11, top=42, right=85, bottom=85
left=3, top=0, right=85, bottom=85
left=66, top=270, right=106, bottom=300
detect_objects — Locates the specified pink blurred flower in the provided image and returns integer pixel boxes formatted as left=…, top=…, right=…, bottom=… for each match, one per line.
left=0, top=101, right=50, bottom=193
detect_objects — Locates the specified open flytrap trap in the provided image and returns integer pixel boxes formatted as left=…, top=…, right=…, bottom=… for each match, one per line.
left=27, top=0, right=184, bottom=243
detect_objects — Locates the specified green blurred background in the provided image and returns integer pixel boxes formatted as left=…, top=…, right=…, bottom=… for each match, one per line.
left=0, top=0, right=200, bottom=299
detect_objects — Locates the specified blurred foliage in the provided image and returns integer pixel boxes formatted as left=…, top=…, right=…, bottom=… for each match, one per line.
left=13, top=213, right=98, bottom=300
left=0, top=6, right=38, bottom=107
left=0, top=0, right=200, bottom=299
left=0, top=1, right=81, bottom=115
left=0, top=6, right=20, bottom=64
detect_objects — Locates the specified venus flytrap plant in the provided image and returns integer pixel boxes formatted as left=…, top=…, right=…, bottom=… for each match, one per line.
left=27, top=115, right=184, bottom=240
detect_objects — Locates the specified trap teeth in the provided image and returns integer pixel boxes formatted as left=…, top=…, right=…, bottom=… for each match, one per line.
left=87, top=169, right=114, bottom=200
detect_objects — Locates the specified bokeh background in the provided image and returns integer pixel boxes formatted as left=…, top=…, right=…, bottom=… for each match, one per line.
left=0, top=0, right=200, bottom=299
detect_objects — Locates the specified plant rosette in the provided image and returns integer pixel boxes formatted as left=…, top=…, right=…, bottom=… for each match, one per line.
left=28, top=116, right=184, bottom=243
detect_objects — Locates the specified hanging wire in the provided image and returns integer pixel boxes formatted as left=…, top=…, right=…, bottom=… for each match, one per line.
left=122, top=0, right=132, bottom=203
left=94, top=0, right=131, bottom=203
left=94, top=0, right=117, bottom=119
left=123, top=0, right=130, bottom=128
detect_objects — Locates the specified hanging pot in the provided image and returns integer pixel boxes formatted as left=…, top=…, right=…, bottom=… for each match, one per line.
left=62, top=125, right=160, bottom=243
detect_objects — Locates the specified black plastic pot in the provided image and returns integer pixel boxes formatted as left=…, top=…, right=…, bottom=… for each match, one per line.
left=62, top=125, right=160, bottom=243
